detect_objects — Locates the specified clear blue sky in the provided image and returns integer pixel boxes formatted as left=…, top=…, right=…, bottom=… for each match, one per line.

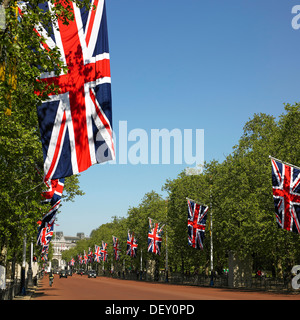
left=56, top=0, right=300, bottom=236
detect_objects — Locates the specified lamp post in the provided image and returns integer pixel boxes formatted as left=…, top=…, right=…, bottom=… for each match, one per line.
left=27, top=241, right=34, bottom=287
left=20, top=234, right=26, bottom=295
left=165, top=199, right=169, bottom=282
left=140, top=249, right=143, bottom=280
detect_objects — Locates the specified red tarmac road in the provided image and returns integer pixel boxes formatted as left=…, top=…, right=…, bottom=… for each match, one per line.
left=32, top=274, right=300, bottom=300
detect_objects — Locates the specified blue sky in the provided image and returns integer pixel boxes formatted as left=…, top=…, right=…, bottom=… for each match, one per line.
left=56, top=0, right=300, bottom=236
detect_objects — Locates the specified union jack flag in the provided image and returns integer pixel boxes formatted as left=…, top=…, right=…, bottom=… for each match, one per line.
left=78, top=254, right=83, bottom=265
left=88, top=247, right=94, bottom=263
left=94, top=245, right=102, bottom=262
left=126, top=231, right=138, bottom=258
left=187, top=199, right=208, bottom=250
left=271, top=157, right=300, bottom=234
left=70, top=257, right=75, bottom=266
left=35, top=0, right=115, bottom=181
left=148, top=218, right=164, bottom=255
left=37, top=200, right=60, bottom=235
left=112, top=236, right=120, bottom=261
left=100, top=241, right=108, bottom=262
left=41, top=178, right=64, bottom=206
left=42, top=244, right=49, bottom=256
left=83, top=250, right=88, bottom=264
left=37, top=224, right=54, bottom=246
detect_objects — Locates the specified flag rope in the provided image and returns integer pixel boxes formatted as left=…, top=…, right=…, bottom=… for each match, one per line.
left=15, top=181, right=45, bottom=197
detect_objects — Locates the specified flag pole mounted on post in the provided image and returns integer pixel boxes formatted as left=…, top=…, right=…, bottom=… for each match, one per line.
left=209, top=187, right=213, bottom=286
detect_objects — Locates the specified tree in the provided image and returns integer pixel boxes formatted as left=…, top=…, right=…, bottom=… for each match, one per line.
left=0, top=0, right=88, bottom=270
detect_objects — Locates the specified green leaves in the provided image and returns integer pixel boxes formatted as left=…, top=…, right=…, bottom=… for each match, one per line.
left=63, top=105, right=300, bottom=276
left=0, top=0, right=86, bottom=267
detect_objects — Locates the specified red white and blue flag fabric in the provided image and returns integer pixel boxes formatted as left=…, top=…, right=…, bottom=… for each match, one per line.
left=36, top=0, right=115, bottom=182
left=70, top=257, right=75, bottom=266
left=112, top=236, right=120, bottom=261
left=94, top=245, right=102, bottom=262
left=88, top=247, right=94, bottom=263
left=187, top=199, right=208, bottom=250
left=100, top=241, right=108, bottom=262
left=126, top=231, right=138, bottom=258
left=83, top=250, right=88, bottom=264
left=271, top=157, right=300, bottom=234
left=148, top=218, right=164, bottom=255
left=37, top=200, right=60, bottom=236
left=41, top=178, right=65, bottom=206
left=37, top=224, right=54, bottom=246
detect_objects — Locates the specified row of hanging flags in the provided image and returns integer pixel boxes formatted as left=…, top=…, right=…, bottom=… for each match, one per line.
left=68, top=158, right=300, bottom=265
left=36, top=178, right=65, bottom=261
left=20, top=0, right=115, bottom=262
left=69, top=219, right=165, bottom=266
left=18, top=0, right=298, bottom=260
left=36, top=155, right=300, bottom=262
left=186, top=155, right=300, bottom=253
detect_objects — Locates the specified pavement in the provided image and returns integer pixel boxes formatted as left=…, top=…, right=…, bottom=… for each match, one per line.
left=13, top=284, right=38, bottom=300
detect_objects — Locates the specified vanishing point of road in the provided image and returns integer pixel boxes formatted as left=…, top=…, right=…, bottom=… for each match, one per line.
left=32, top=274, right=300, bottom=300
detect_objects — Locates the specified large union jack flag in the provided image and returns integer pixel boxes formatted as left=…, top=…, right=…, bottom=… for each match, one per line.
left=187, top=199, right=208, bottom=250
left=148, top=218, right=164, bottom=255
left=126, top=231, right=138, bottom=258
left=36, top=0, right=115, bottom=181
left=271, top=157, right=300, bottom=234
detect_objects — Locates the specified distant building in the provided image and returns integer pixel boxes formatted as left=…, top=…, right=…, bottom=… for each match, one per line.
left=51, top=232, right=88, bottom=269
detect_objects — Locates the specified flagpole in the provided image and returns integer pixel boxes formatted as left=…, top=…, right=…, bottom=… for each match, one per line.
left=269, top=155, right=300, bottom=171
left=140, top=249, right=142, bottom=280
left=165, top=199, right=169, bottom=282
left=165, top=226, right=168, bottom=282
left=210, top=186, right=214, bottom=286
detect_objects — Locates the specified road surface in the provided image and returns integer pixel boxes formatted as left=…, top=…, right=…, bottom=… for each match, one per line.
left=32, top=273, right=300, bottom=300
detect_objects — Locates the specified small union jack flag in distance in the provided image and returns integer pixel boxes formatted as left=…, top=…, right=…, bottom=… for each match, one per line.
left=271, top=157, right=300, bottom=234
left=37, top=224, right=54, bottom=246
left=148, top=218, right=164, bottom=255
left=187, top=199, right=208, bottom=250
left=41, top=178, right=64, bottom=206
left=83, top=250, right=88, bottom=264
left=100, top=241, right=108, bottom=262
left=126, top=231, right=138, bottom=258
left=94, top=245, right=102, bottom=263
left=112, top=236, right=120, bottom=261
left=88, top=247, right=94, bottom=263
